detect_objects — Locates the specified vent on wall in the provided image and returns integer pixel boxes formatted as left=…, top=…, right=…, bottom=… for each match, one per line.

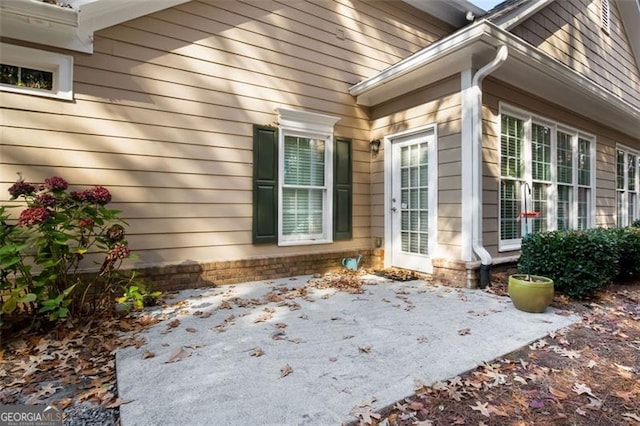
left=602, top=0, right=611, bottom=34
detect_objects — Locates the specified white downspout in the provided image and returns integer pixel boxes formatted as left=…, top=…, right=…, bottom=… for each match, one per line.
left=471, top=45, right=508, bottom=287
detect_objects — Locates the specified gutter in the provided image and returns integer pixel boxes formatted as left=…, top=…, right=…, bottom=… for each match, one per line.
left=471, top=45, right=508, bottom=288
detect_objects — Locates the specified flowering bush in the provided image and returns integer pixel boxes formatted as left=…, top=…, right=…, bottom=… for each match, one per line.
left=1, top=173, right=142, bottom=325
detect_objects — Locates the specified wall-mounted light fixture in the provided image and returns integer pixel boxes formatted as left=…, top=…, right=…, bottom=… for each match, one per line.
left=369, top=139, right=381, bottom=155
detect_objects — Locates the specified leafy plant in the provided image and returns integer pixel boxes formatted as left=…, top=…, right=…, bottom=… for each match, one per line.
left=0, top=173, right=141, bottom=325
left=117, top=278, right=161, bottom=311
left=518, top=228, right=619, bottom=299
left=612, top=227, right=640, bottom=281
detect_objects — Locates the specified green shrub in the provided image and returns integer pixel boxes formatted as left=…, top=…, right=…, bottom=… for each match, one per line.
left=0, top=174, right=145, bottom=326
left=613, top=227, right=640, bottom=281
left=631, top=219, right=640, bottom=228
left=518, top=228, right=619, bottom=299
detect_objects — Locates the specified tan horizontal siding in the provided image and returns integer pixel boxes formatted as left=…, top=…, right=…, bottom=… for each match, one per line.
left=1, top=0, right=451, bottom=271
left=511, top=0, right=640, bottom=109
left=369, top=76, right=462, bottom=260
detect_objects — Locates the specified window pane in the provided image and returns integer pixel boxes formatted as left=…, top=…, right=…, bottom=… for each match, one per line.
left=557, top=131, right=572, bottom=184
left=578, top=138, right=591, bottom=186
left=500, top=115, right=524, bottom=178
left=557, top=185, right=572, bottom=230
left=617, top=150, right=625, bottom=190
left=531, top=183, right=548, bottom=233
left=617, top=191, right=625, bottom=227
left=628, top=154, right=636, bottom=191
left=0, top=63, right=52, bottom=90
left=282, top=188, right=323, bottom=236
left=531, top=123, right=551, bottom=181
left=630, top=193, right=637, bottom=223
left=500, top=180, right=521, bottom=241
left=284, top=136, right=325, bottom=186
left=577, top=187, right=589, bottom=230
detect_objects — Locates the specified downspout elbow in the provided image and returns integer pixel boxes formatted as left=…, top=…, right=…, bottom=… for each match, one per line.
left=471, top=45, right=508, bottom=287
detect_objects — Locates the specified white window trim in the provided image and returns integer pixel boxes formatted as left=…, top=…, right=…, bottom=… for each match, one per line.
left=616, top=144, right=640, bottom=227
left=275, top=107, right=339, bottom=246
left=498, top=103, right=596, bottom=252
left=0, top=43, right=73, bottom=100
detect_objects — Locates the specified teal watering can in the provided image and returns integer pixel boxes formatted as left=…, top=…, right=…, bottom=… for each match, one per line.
left=342, top=254, right=363, bottom=271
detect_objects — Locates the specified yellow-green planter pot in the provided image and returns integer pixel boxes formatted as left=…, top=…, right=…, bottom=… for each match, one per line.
left=508, top=274, right=554, bottom=313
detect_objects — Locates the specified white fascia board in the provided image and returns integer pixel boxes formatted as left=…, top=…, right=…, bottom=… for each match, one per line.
left=349, top=21, right=640, bottom=139
left=349, top=21, right=489, bottom=99
left=402, top=0, right=485, bottom=27
left=0, top=0, right=78, bottom=26
left=493, top=0, right=554, bottom=30
left=76, top=0, right=191, bottom=32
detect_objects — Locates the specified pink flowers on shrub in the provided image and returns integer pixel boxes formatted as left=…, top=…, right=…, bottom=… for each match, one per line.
left=8, top=180, right=35, bottom=198
left=18, top=206, right=50, bottom=227
left=71, top=186, right=112, bottom=205
left=109, top=243, right=131, bottom=260
left=78, top=218, right=95, bottom=228
left=44, top=176, right=68, bottom=192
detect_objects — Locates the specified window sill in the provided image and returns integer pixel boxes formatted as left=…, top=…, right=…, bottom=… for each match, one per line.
left=499, top=242, right=522, bottom=252
left=278, top=238, right=333, bottom=247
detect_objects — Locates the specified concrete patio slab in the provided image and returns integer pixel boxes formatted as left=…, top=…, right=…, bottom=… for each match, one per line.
left=116, top=274, right=579, bottom=425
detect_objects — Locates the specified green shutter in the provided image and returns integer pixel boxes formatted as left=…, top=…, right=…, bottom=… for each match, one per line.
left=333, top=137, right=352, bottom=240
left=253, top=125, right=278, bottom=244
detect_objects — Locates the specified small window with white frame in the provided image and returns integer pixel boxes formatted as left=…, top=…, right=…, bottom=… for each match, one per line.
left=0, top=43, right=73, bottom=100
left=498, top=105, right=596, bottom=251
left=276, top=107, right=340, bottom=246
left=616, top=146, right=639, bottom=227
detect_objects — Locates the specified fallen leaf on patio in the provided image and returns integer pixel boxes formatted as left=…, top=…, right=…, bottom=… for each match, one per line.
left=417, top=336, right=427, bottom=343
left=274, top=322, right=287, bottom=329
left=458, top=328, right=470, bottom=336
left=167, top=319, right=180, bottom=328
left=249, top=347, right=264, bottom=357
left=350, top=406, right=381, bottom=424
left=184, top=343, right=203, bottom=349
left=105, top=398, right=134, bottom=408
left=549, top=386, right=568, bottom=400
left=280, top=364, right=293, bottom=378
left=470, top=401, right=491, bottom=417
left=165, top=347, right=190, bottom=363
left=185, top=327, right=197, bottom=333
left=142, top=350, right=155, bottom=359
left=622, top=412, right=640, bottom=422
left=359, top=345, right=372, bottom=353
left=329, top=357, right=337, bottom=362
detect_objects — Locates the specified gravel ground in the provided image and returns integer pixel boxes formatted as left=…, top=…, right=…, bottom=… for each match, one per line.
left=64, top=405, right=118, bottom=426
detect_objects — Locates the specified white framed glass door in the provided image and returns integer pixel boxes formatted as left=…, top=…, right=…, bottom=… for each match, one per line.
left=386, top=128, right=437, bottom=273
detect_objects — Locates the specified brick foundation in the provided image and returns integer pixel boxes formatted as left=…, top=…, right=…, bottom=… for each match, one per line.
left=137, top=250, right=376, bottom=292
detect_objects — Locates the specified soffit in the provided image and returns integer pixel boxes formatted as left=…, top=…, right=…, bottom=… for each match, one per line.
left=0, top=0, right=190, bottom=53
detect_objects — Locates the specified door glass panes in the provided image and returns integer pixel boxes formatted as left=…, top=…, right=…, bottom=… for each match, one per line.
left=500, top=180, right=521, bottom=240
left=400, top=142, right=429, bottom=255
left=501, top=115, right=524, bottom=178
left=628, top=154, right=636, bottom=191
left=0, top=64, right=53, bottom=90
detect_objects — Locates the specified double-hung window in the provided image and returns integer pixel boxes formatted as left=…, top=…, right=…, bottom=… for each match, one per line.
left=499, top=106, right=595, bottom=251
left=616, top=147, right=639, bottom=227
left=252, top=108, right=352, bottom=246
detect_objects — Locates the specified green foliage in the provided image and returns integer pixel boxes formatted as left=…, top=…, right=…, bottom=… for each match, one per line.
left=631, top=219, right=640, bottom=228
left=518, top=228, right=619, bottom=299
left=0, top=174, right=148, bottom=326
left=613, top=227, right=640, bottom=281
left=117, top=275, right=161, bottom=311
